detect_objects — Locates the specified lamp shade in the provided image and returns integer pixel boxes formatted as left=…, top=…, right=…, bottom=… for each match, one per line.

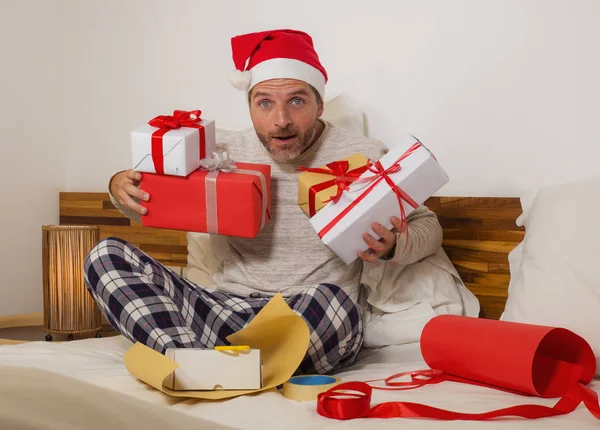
left=41, top=225, right=102, bottom=338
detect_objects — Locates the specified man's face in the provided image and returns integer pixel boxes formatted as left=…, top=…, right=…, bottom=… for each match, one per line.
left=249, top=79, right=324, bottom=162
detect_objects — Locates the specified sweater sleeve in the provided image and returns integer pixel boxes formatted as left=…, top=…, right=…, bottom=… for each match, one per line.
left=389, top=205, right=443, bottom=265
left=108, top=171, right=143, bottom=224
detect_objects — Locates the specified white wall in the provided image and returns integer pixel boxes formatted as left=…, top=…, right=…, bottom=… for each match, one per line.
left=3, top=0, right=599, bottom=314
left=63, top=0, right=600, bottom=196
left=0, top=1, right=66, bottom=315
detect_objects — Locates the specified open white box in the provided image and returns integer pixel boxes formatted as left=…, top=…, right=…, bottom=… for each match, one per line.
left=164, top=348, right=262, bottom=391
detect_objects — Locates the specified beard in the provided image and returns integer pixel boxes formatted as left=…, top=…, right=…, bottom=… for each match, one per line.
left=256, top=121, right=318, bottom=162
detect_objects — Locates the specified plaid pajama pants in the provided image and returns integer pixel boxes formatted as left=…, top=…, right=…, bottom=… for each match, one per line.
left=83, top=237, right=364, bottom=375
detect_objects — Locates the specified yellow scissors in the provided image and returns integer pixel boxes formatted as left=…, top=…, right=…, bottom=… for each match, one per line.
left=214, top=345, right=251, bottom=352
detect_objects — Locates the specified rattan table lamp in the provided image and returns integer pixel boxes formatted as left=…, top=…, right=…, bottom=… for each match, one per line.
left=42, top=225, right=102, bottom=341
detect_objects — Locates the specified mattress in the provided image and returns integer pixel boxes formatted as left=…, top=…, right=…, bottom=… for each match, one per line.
left=0, top=336, right=598, bottom=429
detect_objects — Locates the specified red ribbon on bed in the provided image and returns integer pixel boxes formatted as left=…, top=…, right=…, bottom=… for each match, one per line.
left=148, top=109, right=206, bottom=175
left=316, top=142, right=422, bottom=247
left=317, top=315, right=600, bottom=421
left=297, top=161, right=370, bottom=217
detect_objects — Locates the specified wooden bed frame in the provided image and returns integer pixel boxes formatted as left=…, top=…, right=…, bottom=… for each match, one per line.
left=59, top=193, right=524, bottom=320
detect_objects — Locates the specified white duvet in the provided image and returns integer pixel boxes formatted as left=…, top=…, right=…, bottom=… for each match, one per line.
left=0, top=336, right=599, bottom=429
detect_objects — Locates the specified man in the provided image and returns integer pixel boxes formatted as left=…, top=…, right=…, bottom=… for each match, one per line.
left=84, top=29, right=443, bottom=375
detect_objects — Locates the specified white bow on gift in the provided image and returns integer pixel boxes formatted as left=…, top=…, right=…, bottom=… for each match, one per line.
left=199, top=151, right=237, bottom=173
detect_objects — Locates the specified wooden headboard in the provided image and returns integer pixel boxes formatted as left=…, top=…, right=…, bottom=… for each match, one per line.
left=60, top=193, right=524, bottom=320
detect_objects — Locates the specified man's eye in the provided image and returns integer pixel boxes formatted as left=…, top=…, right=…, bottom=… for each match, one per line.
left=259, top=100, right=271, bottom=108
left=291, top=97, right=304, bottom=105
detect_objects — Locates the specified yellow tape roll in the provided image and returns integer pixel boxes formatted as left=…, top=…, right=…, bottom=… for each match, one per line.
left=281, top=375, right=341, bottom=402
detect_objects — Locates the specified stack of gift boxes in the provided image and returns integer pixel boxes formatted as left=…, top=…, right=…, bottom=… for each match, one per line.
left=128, top=111, right=449, bottom=392
left=130, top=109, right=271, bottom=239
left=130, top=109, right=449, bottom=264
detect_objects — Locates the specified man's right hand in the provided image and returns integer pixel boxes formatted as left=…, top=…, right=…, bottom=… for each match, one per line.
left=109, top=169, right=150, bottom=215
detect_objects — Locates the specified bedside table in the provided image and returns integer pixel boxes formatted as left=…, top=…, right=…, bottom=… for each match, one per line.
left=0, top=312, right=118, bottom=344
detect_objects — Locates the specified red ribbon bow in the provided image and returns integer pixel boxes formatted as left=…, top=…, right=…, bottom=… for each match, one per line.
left=148, top=109, right=203, bottom=129
left=317, top=143, right=422, bottom=250
left=298, top=160, right=369, bottom=217
left=148, top=110, right=206, bottom=175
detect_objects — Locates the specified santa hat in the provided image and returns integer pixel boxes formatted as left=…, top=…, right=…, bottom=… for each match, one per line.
left=229, top=29, right=328, bottom=99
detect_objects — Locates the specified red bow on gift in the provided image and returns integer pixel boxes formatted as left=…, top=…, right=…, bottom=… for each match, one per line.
left=148, top=110, right=203, bottom=129
left=147, top=110, right=206, bottom=175
left=298, top=161, right=369, bottom=217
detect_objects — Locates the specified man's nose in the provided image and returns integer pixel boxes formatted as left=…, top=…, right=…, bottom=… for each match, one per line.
left=274, top=106, right=292, bottom=128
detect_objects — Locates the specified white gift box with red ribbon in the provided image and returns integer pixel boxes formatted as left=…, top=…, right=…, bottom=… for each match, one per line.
left=131, top=110, right=216, bottom=177
left=309, top=134, right=449, bottom=265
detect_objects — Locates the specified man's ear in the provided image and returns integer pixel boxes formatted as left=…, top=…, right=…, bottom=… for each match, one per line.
left=316, top=98, right=324, bottom=117
left=310, top=85, right=324, bottom=117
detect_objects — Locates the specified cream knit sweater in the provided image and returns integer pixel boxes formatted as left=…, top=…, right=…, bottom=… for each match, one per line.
left=110, top=121, right=442, bottom=303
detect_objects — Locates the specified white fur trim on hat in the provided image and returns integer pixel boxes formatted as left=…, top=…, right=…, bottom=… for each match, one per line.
left=229, top=69, right=252, bottom=91
left=248, top=58, right=326, bottom=98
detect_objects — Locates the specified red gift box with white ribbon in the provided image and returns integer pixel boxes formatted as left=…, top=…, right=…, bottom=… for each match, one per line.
left=140, top=152, right=270, bottom=238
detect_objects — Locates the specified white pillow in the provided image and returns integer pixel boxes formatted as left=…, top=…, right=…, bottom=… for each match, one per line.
left=501, top=175, right=600, bottom=375
left=319, top=93, right=366, bottom=135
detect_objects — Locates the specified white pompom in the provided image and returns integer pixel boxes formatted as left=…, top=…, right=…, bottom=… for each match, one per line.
left=229, top=69, right=251, bottom=91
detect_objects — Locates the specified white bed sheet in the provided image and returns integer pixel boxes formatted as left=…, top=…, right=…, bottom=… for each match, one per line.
left=0, top=336, right=598, bottom=429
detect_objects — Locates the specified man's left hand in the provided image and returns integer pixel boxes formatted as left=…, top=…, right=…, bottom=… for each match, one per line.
left=358, top=216, right=404, bottom=263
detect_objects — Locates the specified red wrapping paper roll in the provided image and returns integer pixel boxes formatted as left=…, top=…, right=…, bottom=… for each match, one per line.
left=421, top=315, right=596, bottom=398
left=317, top=315, right=600, bottom=421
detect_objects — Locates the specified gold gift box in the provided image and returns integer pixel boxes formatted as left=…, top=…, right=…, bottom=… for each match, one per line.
left=298, top=153, right=369, bottom=217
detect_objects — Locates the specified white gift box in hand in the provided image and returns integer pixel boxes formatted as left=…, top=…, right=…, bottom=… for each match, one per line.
left=131, top=109, right=216, bottom=177
left=309, top=134, right=449, bottom=265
